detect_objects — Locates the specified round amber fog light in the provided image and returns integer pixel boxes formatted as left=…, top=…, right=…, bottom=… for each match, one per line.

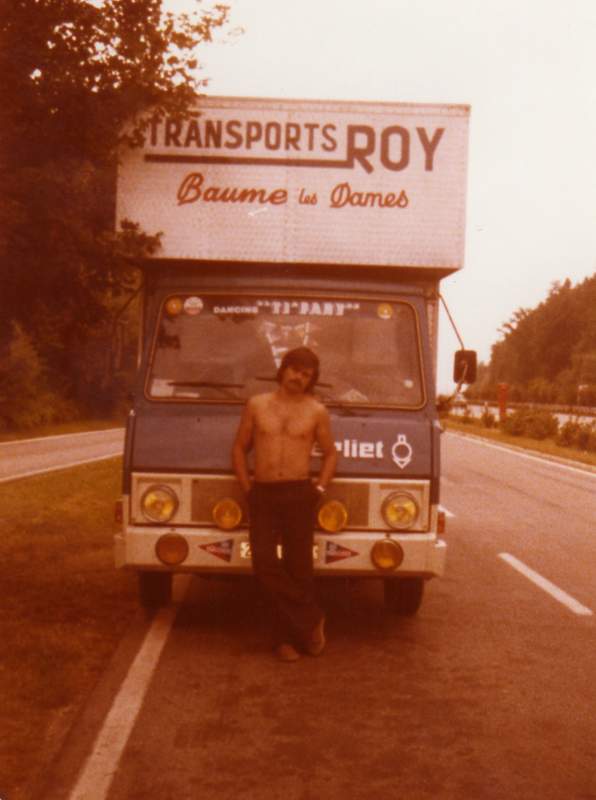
left=317, top=499, right=348, bottom=533
left=371, top=538, right=404, bottom=571
left=155, top=533, right=189, bottom=566
left=212, top=498, right=243, bottom=530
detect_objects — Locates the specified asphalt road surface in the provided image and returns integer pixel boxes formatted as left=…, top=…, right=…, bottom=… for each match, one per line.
left=44, top=432, right=596, bottom=800
left=0, top=428, right=124, bottom=482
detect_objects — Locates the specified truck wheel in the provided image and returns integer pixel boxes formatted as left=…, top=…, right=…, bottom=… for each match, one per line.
left=138, top=572, right=172, bottom=609
left=384, top=577, right=424, bottom=615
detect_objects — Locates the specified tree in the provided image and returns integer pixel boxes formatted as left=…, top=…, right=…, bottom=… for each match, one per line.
left=0, top=323, right=73, bottom=429
left=484, top=274, right=596, bottom=404
left=0, top=0, right=230, bottom=420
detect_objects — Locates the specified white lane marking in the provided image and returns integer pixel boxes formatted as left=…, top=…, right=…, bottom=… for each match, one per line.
left=0, top=452, right=122, bottom=483
left=439, top=505, right=455, bottom=518
left=499, top=553, right=593, bottom=616
left=69, top=576, right=191, bottom=800
left=0, top=427, right=123, bottom=447
left=447, top=432, right=596, bottom=479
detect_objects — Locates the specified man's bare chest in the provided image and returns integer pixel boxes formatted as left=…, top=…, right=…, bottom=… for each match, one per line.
left=255, top=404, right=315, bottom=440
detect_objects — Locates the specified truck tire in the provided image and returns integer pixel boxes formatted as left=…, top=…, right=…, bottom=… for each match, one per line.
left=383, top=577, right=424, bottom=615
left=138, top=571, right=172, bottom=609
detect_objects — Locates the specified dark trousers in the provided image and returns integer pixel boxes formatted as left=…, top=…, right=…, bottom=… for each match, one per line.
left=248, top=480, right=323, bottom=647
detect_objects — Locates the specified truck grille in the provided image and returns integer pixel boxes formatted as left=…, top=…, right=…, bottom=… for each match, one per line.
left=192, top=478, right=249, bottom=525
left=190, top=478, right=370, bottom=528
left=132, top=473, right=428, bottom=531
left=324, top=482, right=370, bottom=527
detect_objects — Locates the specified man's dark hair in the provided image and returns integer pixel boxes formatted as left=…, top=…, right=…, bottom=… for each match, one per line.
left=276, top=347, right=320, bottom=392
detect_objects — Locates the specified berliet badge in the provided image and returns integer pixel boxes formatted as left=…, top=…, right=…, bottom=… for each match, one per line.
left=391, top=434, right=413, bottom=469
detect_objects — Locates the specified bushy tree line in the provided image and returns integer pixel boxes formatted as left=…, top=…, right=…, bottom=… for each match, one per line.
left=455, top=406, right=596, bottom=453
left=0, top=0, right=230, bottom=429
left=455, top=404, right=596, bottom=452
left=469, top=275, right=596, bottom=406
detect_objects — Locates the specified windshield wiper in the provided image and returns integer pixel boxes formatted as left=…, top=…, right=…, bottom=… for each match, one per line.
left=254, top=376, right=367, bottom=415
left=167, top=381, right=244, bottom=399
left=327, top=401, right=368, bottom=417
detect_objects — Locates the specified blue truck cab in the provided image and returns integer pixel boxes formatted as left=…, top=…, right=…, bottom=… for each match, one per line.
left=114, top=96, right=472, bottom=613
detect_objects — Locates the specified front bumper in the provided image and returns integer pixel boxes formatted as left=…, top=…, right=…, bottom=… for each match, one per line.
left=115, top=525, right=446, bottom=578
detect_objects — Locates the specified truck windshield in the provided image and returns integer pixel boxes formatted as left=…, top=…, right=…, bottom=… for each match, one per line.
left=146, top=294, right=424, bottom=408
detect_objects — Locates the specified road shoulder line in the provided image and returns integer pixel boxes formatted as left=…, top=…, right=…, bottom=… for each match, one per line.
left=0, top=427, right=124, bottom=447
left=499, top=553, right=593, bottom=616
left=0, top=452, right=123, bottom=484
left=68, top=576, right=191, bottom=800
left=446, top=431, right=596, bottom=477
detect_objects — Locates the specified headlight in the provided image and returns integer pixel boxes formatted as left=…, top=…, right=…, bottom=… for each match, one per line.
left=212, top=497, right=243, bottom=530
left=141, top=485, right=179, bottom=523
left=381, top=492, right=419, bottom=530
left=155, top=533, right=189, bottom=565
left=371, top=538, right=404, bottom=571
left=317, top=499, right=348, bottom=533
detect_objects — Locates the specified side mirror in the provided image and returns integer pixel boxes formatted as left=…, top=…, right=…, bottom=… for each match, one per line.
left=453, top=350, right=477, bottom=384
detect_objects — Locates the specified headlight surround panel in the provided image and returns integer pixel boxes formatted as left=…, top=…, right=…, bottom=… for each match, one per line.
left=317, top=479, right=429, bottom=533
left=130, top=474, right=430, bottom=533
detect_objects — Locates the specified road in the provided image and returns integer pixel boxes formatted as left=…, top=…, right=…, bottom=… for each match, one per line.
left=0, top=428, right=124, bottom=482
left=43, top=431, right=596, bottom=800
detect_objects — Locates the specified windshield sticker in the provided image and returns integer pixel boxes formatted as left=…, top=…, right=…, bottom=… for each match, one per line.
left=165, top=297, right=183, bottom=316
left=391, top=434, right=413, bottom=469
left=200, top=539, right=233, bottom=562
left=325, top=541, right=359, bottom=564
left=256, top=299, right=360, bottom=317
left=377, top=303, right=393, bottom=320
left=260, top=320, right=313, bottom=367
left=213, top=304, right=258, bottom=315
left=184, top=296, right=203, bottom=315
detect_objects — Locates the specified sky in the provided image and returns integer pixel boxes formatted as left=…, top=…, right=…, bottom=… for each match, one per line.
left=166, top=0, right=596, bottom=392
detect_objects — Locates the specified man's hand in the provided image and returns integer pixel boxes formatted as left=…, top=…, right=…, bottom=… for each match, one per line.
left=232, top=400, right=255, bottom=493
left=314, top=407, right=337, bottom=490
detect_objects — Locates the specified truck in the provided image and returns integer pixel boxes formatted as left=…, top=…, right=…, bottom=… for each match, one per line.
left=115, top=96, right=475, bottom=614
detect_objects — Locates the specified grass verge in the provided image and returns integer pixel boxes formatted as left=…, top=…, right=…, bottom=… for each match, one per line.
left=0, top=418, right=125, bottom=443
left=445, top=418, right=596, bottom=469
left=0, top=458, right=138, bottom=800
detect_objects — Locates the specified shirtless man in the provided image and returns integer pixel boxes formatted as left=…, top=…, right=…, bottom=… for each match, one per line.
left=232, top=347, right=337, bottom=662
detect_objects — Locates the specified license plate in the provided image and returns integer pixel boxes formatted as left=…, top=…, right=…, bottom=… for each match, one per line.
left=239, top=542, right=319, bottom=560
